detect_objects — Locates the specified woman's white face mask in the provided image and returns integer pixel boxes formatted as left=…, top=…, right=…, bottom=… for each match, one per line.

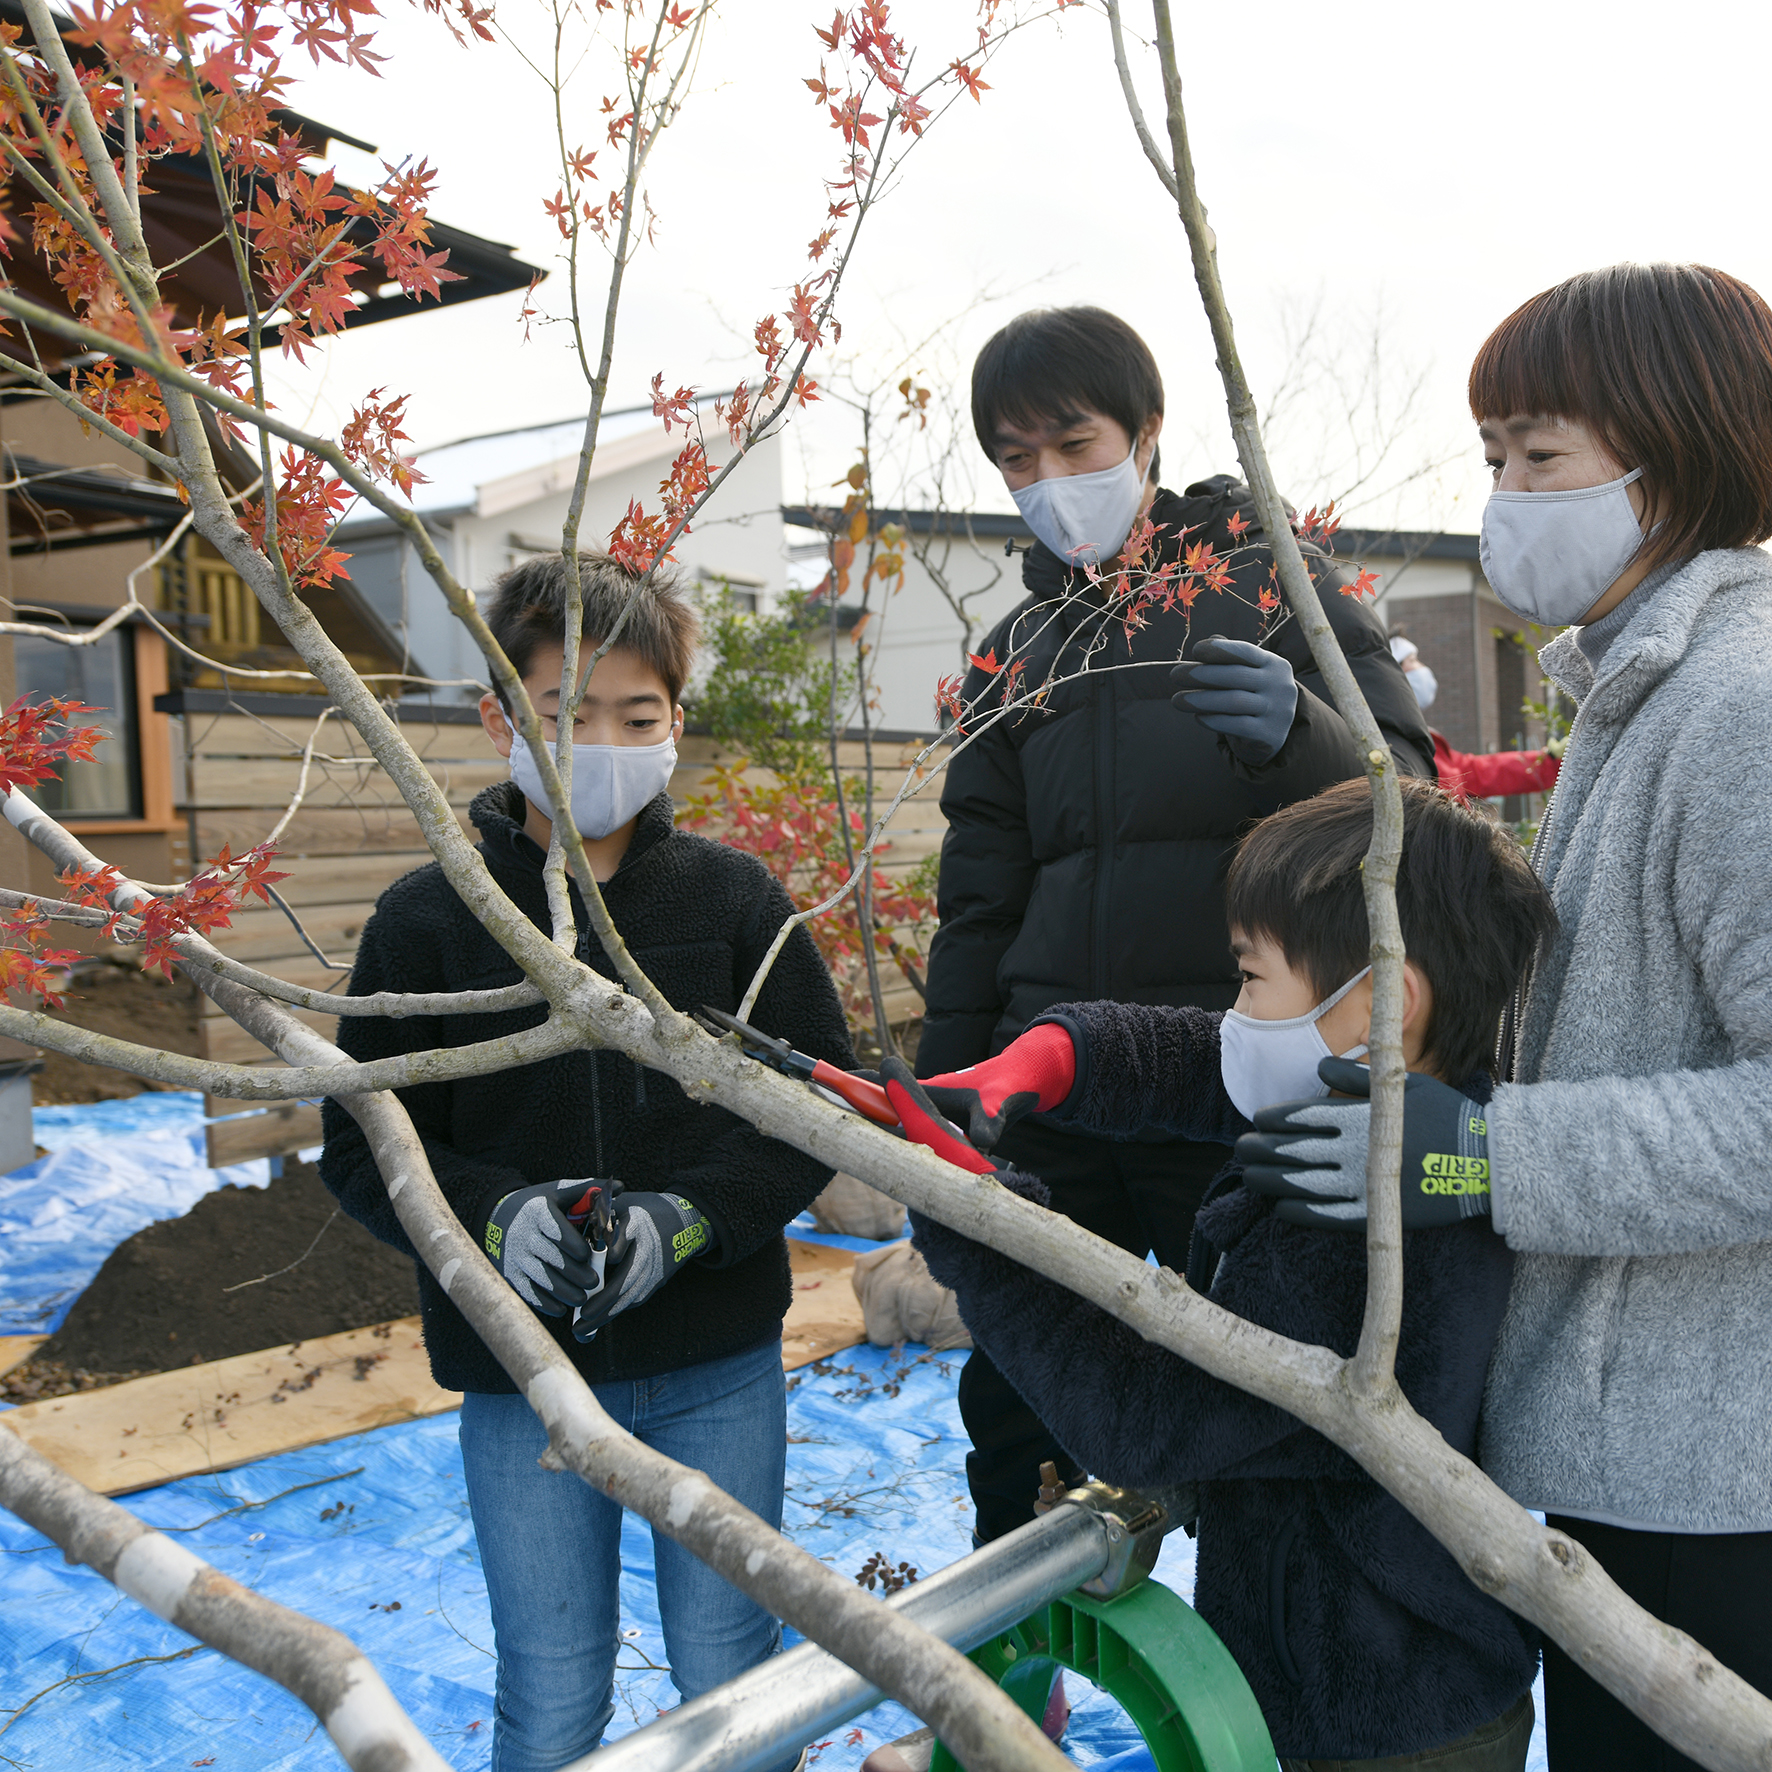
left=1219, top=968, right=1370, bottom=1121
left=1479, top=468, right=1646, bottom=626
left=509, top=735, right=677, bottom=840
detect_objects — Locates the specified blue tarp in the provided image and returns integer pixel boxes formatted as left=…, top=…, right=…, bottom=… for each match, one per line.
left=1, top=1093, right=272, bottom=1335
left=0, top=1099, right=1549, bottom=1770
left=0, top=1345, right=1202, bottom=1769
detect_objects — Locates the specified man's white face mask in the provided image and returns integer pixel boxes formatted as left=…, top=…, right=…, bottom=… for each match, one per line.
left=1011, top=444, right=1147, bottom=569
left=1219, top=968, right=1371, bottom=1121
left=509, top=735, right=677, bottom=840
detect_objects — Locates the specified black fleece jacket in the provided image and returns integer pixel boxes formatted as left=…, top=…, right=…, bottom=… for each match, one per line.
left=917, top=477, right=1435, bottom=1080
left=913, top=1000, right=1538, bottom=1761
left=318, top=783, right=854, bottom=1395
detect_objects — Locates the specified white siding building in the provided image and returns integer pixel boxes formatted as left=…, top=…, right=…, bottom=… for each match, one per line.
left=783, top=507, right=1034, bottom=736
left=335, top=404, right=787, bottom=699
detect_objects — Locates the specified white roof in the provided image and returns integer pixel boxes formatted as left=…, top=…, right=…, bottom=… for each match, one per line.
left=338, top=401, right=698, bottom=528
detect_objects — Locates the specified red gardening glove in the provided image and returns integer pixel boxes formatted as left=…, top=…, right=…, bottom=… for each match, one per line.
left=918, top=1020, right=1078, bottom=1151
left=883, top=1056, right=1001, bottom=1176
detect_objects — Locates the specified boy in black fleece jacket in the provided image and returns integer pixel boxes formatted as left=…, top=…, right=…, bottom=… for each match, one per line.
left=320, top=554, right=851, bottom=1772
left=899, top=779, right=1550, bottom=1769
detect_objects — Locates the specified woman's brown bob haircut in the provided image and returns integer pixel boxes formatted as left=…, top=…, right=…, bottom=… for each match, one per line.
left=1226, top=779, right=1556, bottom=1085
left=484, top=551, right=700, bottom=706
left=1469, top=263, right=1772, bottom=572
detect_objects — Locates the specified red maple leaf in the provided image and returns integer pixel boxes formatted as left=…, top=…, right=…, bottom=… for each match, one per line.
left=948, top=59, right=990, bottom=102
left=966, top=647, right=1000, bottom=675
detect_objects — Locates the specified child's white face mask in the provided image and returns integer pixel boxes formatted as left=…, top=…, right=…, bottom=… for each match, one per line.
left=1219, top=967, right=1370, bottom=1121
left=509, top=735, right=676, bottom=840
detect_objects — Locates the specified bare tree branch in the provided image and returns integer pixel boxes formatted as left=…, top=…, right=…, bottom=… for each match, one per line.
left=0, top=1431, right=451, bottom=1771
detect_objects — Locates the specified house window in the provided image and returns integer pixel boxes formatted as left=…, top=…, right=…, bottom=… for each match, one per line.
left=12, top=625, right=142, bottom=819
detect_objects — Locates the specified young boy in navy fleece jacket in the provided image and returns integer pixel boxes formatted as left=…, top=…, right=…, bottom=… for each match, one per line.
left=893, top=779, right=1552, bottom=1771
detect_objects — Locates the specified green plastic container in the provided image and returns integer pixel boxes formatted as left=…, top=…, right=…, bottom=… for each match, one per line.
left=929, top=1580, right=1275, bottom=1772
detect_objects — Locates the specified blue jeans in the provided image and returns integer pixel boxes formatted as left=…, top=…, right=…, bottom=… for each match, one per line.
left=459, top=1338, right=788, bottom=1772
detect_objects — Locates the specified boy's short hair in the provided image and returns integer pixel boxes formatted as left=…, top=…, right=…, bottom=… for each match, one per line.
left=1468, top=263, right=1772, bottom=573
left=972, top=306, right=1164, bottom=480
left=1225, top=779, right=1556, bottom=1084
left=483, top=551, right=700, bottom=704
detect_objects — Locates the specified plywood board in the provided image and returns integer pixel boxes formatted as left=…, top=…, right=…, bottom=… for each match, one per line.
left=781, top=1238, right=866, bottom=1371
left=204, top=1100, right=326, bottom=1166
left=1, top=1245, right=864, bottom=1496
left=0, top=1335, right=47, bottom=1376
left=0, top=1319, right=458, bottom=1496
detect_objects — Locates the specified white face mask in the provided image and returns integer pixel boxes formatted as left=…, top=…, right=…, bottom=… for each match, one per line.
left=509, top=734, right=677, bottom=840
left=1478, top=468, right=1646, bottom=626
left=1219, top=967, right=1370, bottom=1122
left=1387, top=636, right=1437, bottom=710
left=1010, top=443, right=1148, bottom=569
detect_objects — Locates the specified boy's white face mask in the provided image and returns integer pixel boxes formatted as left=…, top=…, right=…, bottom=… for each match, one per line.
left=509, top=735, right=677, bottom=840
left=1219, top=967, right=1370, bottom=1121
left=1010, top=444, right=1148, bottom=569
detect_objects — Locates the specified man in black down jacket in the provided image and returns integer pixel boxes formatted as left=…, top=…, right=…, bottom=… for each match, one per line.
left=919, top=306, right=1434, bottom=1540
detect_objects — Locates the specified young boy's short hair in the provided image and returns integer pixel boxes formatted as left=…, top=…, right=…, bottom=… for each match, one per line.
left=971, top=306, right=1164, bottom=477
left=484, top=551, right=700, bottom=704
left=1226, top=778, right=1556, bottom=1083
left=1468, top=262, right=1772, bottom=573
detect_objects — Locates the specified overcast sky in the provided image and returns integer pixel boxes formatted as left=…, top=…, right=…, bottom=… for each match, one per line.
left=270, top=0, right=1772, bottom=538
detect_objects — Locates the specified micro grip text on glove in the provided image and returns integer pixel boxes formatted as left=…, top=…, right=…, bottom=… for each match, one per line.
left=1235, top=1057, right=1494, bottom=1230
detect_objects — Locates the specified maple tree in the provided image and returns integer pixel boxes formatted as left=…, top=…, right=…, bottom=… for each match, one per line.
left=0, top=2, right=1093, bottom=1768
left=0, top=0, right=1757, bottom=1763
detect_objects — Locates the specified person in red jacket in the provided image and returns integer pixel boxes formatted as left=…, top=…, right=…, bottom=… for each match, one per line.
left=1390, top=635, right=1563, bottom=802
left=1432, top=731, right=1561, bottom=802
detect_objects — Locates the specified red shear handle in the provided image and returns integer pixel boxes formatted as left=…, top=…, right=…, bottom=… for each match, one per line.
left=809, top=1060, right=899, bottom=1127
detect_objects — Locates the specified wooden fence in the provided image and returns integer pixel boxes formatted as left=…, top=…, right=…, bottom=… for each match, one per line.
left=172, top=695, right=949, bottom=1165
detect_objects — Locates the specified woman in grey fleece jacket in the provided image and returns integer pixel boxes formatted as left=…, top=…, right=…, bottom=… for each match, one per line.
left=1239, top=264, right=1772, bottom=1770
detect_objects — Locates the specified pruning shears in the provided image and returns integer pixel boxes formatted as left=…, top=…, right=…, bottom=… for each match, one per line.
left=699, top=1005, right=900, bottom=1128
left=565, top=1183, right=617, bottom=1345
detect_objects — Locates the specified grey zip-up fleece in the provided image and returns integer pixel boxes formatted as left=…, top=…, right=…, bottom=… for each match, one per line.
left=1482, top=545, right=1772, bottom=1533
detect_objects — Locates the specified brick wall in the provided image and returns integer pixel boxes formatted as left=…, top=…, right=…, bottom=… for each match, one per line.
left=1386, top=588, right=1530, bottom=757
left=1388, top=592, right=1480, bottom=751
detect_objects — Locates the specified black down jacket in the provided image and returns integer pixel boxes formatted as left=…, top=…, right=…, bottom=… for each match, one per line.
left=917, top=476, right=1435, bottom=1077
left=318, top=784, right=854, bottom=1395
left=912, top=999, right=1539, bottom=1760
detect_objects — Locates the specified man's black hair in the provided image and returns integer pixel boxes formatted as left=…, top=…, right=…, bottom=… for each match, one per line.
left=1226, top=779, right=1557, bottom=1084
left=971, top=306, right=1164, bottom=482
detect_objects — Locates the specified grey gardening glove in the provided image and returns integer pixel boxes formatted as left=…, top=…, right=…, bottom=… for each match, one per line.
left=1170, top=637, right=1298, bottom=765
left=571, top=1190, right=715, bottom=1341
left=1235, top=1058, right=1494, bottom=1229
left=481, top=1177, right=606, bottom=1317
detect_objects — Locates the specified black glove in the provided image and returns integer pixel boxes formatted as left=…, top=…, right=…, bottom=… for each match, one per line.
left=571, top=1189, right=715, bottom=1341
left=481, top=1177, right=610, bottom=1317
left=1171, top=636, right=1299, bottom=765
left=1235, top=1058, right=1493, bottom=1230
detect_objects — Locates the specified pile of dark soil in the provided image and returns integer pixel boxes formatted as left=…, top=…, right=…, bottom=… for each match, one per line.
left=33, top=959, right=203, bottom=1104
left=2, top=1157, right=419, bottom=1402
